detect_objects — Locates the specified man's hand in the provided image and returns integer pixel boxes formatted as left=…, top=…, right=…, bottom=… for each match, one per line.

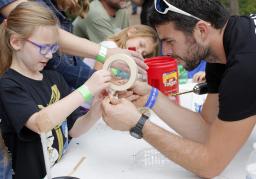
left=107, top=48, right=148, bottom=75
left=102, top=97, right=141, bottom=131
left=118, top=81, right=151, bottom=108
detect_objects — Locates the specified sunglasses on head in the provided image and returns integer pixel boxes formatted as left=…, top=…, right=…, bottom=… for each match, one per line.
left=154, top=0, right=203, bottom=21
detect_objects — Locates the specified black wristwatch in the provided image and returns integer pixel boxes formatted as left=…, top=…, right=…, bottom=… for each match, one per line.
left=130, top=114, right=149, bottom=139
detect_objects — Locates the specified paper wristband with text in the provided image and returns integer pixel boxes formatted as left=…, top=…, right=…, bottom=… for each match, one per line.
left=77, top=85, right=93, bottom=102
left=144, top=87, right=159, bottom=109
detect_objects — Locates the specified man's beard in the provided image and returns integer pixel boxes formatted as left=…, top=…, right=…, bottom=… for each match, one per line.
left=175, top=37, right=218, bottom=71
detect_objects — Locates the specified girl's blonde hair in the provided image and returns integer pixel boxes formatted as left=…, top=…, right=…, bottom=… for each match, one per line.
left=0, top=2, right=59, bottom=75
left=108, top=25, right=159, bottom=58
left=55, top=0, right=89, bottom=18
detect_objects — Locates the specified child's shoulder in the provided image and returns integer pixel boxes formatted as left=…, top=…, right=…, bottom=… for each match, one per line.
left=0, top=69, right=20, bottom=85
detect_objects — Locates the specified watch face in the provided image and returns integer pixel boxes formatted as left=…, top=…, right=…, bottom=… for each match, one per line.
left=138, top=107, right=151, bottom=117
left=130, top=129, right=142, bottom=139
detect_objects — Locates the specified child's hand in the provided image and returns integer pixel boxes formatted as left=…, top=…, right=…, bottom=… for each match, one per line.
left=89, top=93, right=105, bottom=119
left=84, top=70, right=111, bottom=96
left=192, top=72, right=206, bottom=83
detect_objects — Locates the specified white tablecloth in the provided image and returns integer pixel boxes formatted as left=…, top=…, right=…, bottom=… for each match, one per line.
left=51, top=82, right=254, bottom=179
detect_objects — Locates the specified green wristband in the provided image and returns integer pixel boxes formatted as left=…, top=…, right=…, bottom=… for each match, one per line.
left=96, top=45, right=107, bottom=63
left=77, top=85, right=93, bottom=102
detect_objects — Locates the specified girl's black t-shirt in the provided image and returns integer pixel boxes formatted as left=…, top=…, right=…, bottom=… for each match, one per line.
left=0, top=69, right=82, bottom=179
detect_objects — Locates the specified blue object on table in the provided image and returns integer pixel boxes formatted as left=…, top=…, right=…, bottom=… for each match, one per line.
left=187, top=60, right=206, bottom=79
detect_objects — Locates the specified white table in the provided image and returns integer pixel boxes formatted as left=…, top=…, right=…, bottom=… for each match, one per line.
left=51, top=83, right=255, bottom=179
left=51, top=113, right=255, bottom=179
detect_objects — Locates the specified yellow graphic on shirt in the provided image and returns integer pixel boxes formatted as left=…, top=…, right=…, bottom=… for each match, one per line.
left=38, top=85, right=66, bottom=166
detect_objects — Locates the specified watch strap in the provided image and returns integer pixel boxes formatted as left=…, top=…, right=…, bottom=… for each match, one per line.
left=130, top=114, right=149, bottom=139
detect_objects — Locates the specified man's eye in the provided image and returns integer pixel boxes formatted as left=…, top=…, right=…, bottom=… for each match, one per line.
left=140, top=42, right=145, bottom=47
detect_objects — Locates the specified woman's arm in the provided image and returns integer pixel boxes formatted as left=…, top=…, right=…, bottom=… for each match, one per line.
left=0, top=0, right=27, bottom=17
left=0, top=1, right=147, bottom=73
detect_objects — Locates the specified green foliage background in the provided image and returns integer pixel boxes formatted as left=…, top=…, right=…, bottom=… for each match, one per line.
left=220, top=0, right=256, bottom=15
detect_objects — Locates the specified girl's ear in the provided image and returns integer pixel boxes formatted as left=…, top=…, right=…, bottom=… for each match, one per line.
left=10, top=34, right=24, bottom=51
left=127, top=27, right=137, bottom=37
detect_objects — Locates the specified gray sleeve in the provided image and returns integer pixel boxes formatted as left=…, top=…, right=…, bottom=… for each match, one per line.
left=72, top=17, right=89, bottom=39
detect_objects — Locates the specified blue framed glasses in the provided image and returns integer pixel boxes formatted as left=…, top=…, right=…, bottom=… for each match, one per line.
left=26, top=39, right=59, bottom=56
left=154, top=0, right=203, bottom=21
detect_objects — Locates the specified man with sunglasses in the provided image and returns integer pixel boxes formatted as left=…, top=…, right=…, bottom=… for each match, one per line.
left=102, top=0, right=256, bottom=178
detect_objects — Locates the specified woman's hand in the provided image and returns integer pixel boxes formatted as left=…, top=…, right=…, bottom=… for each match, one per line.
left=107, top=48, right=148, bottom=75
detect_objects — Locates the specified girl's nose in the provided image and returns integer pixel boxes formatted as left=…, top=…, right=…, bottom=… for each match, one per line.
left=44, top=51, right=53, bottom=59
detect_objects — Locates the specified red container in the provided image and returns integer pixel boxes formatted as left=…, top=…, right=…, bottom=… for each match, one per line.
left=145, top=56, right=179, bottom=103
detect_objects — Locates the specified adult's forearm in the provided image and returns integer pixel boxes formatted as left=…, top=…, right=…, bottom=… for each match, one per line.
left=152, top=92, right=210, bottom=143
left=142, top=122, right=219, bottom=178
left=58, top=29, right=100, bottom=59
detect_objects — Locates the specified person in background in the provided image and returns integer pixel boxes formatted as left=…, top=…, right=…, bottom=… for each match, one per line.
left=131, top=0, right=138, bottom=15
left=101, top=0, right=256, bottom=178
left=73, top=0, right=129, bottom=43
left=85, top=24, right=159, bottom=70
left=187, top=60, right=206, bottom=83
left=0, top=0, right=147, bottom=88
left=178, top=60, right=206, bottom=84
left=0, top=2, right=111, bottom=178
left=131, top=0, right=153, bottom=26
left=81, top=24, right=159, bottom=110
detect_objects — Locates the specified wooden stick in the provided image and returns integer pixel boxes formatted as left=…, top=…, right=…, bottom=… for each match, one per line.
left=68, top=156, right=86, bottom=176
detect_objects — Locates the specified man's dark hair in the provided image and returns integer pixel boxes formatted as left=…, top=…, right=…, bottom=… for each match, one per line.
left=149, top=0, right=230, bottom=34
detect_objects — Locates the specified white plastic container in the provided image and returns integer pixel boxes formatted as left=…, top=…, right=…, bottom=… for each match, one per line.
left=133, top=148, right=170, bottom=168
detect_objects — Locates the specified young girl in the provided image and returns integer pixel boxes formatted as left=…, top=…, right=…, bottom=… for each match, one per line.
left=37, top=0, right=94, bottom=89
left=84, top=24, right=159, bottom=70
left=0, top=2, right=111, bottom=179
